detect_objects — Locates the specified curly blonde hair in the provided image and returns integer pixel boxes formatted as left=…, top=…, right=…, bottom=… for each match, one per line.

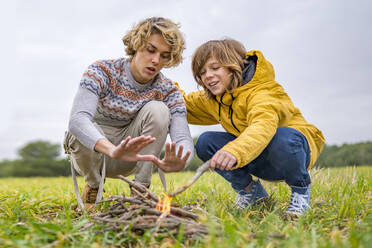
left=192, top=39, right=247, bottom=98
left=122, top=17, right=185, bottom=68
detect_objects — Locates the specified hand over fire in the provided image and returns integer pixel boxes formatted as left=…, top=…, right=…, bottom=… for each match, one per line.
left=151, top=142, right=191, bottom=172
left=111, top=135, right=157, bottom=162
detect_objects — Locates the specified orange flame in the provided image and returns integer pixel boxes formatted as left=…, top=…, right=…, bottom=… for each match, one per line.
left=156, top=193, right=173, bottom=213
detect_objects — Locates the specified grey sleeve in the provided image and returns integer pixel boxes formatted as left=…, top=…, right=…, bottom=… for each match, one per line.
left=169, top=115, right=195, bottom=167
left=68, top=87, right=105, bottom=150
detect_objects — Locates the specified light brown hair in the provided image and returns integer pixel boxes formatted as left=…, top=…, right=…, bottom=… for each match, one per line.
left=122, top=17, right=185, bottom=68
left=192, top=39, right=246, bottom=98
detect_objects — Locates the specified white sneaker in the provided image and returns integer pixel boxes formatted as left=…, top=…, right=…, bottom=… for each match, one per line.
left=286, top=186, right=310, bottom=217
left=234, top=180, right=268, bottom=209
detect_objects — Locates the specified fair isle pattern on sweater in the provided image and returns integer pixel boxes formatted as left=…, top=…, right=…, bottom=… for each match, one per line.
left=80, top=58, right=187, bottom=126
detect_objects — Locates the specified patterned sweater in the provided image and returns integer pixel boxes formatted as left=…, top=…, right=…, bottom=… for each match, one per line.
left=68, top=58, right=194, bottom=161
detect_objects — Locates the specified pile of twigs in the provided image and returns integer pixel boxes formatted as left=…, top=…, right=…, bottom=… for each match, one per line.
left=87, top=175, right=208, bottom=240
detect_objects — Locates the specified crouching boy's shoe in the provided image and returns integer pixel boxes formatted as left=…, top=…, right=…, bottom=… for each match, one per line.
left=82, top=184, right=98, bottom=211
left=234, top=179, right=268, bottom=209
left=285, top=185, right=310, bottom=217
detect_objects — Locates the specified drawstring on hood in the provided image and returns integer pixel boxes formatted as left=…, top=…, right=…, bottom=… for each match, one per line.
left=216, top=55, right=257, bottom=133
left=217, top=92, right=240, bottom=133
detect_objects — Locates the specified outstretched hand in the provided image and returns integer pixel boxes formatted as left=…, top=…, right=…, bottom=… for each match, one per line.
left=111, top=135, right=157, bottom=162
left=151, top=142, right=191, bottom=172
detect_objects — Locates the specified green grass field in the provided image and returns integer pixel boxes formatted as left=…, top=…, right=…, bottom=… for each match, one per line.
left=0, top=166, right=371, bottom=247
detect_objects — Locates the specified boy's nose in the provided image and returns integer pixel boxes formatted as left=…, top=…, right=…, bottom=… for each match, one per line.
left=152, top=54, right=160, bottom=64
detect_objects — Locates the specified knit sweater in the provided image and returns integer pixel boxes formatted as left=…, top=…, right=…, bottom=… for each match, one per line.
left=68, top=58, right=194, bottom=161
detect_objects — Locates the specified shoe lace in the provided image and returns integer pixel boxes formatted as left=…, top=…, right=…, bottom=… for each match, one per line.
left=289, top=192, right=309, bottom=211
left=87, top=188, right=98, bottom=203
left=235, top=183, right=257, bottom=206
left=235, top=192, right=252, bottom=203
left=234, top=194, right=249, bottom=209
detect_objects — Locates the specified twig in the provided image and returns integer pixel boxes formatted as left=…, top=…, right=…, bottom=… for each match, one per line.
left=118, top=175, right=159, bottom=202
left=155, top=210, right=169, bottom=232
left=87, top=176, right=209, bottom=240
left=141, top=199, right=199, bottom=220
left=168, top=160, right=210, bottom=197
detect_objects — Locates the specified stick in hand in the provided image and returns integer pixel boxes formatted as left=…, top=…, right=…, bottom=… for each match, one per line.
left=168, top=160, right=210, bottom=197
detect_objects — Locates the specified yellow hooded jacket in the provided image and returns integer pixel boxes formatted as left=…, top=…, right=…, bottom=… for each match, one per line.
left=178, top=50, right=325, bottom=169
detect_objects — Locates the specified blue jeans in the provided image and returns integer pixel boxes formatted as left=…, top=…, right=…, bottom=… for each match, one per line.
left=195, top=127, right=311, bottom=192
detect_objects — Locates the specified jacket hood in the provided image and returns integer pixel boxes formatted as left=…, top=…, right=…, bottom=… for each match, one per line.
left=215, top=50, right=275, bottom=106
left=243, top=50, right=275, bottom=85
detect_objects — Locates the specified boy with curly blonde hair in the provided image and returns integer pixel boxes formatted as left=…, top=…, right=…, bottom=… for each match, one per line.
left=64, top=17, right=193, bottom=210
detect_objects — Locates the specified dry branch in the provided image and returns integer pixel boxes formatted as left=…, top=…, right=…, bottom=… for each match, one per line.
left=168, top=160, right=210, bottom=197
left=89, top=175, right=208, bottom=241
left=118, top=175, right=159, bottom=202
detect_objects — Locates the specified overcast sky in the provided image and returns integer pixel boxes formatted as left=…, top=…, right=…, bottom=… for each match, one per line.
left=1, top=0, right=371, bottom=160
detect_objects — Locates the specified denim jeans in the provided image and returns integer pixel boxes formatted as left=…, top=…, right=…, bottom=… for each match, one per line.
left=195, top=127, right=311, bottom=192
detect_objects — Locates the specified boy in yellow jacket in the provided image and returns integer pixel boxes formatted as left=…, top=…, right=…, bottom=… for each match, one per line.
left=179, top=39, right=325, bottom=216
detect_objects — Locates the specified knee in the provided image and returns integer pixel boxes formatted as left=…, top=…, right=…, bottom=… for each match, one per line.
left=142, top=101, right=170, bottom=132
left=196, top=132, right=236, bottom=162
left=195, top=132, right=215, bottom=161
left=270, top=127, right=307, bottom=155
left=266, top=127, right=310, bottom=171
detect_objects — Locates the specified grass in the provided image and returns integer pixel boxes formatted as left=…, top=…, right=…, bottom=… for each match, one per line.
left=0, top=166, right=371, bottom=247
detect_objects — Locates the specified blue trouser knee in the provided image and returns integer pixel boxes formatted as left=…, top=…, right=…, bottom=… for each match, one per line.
left=195, top=127, right=311, bottom=192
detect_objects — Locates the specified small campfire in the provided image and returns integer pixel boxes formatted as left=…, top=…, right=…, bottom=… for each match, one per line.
left=87, top=163, right=211, bottom=241
left=156, top=193, right=173, bottom=212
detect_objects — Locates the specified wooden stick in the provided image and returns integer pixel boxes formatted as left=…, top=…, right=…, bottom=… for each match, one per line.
left=118, top=175, right=159, bottom=202
left=129, top=186, right=151, bottom=202
left=119, top=196, right=144, bottom=205
left=155, top=210, right=169, bottom=232
left=119, top=175, right=203, bottom=220
left=168, top=160, right=210, bottom=197
left=91, top=196, right=209, bottom=238
left=142, top=199, right=199, bottom=220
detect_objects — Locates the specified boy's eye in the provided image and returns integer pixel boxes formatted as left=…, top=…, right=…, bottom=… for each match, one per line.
left=212, top=66, right=220, bottom=70
left=147, top=47, right=155, bottom=53
left=200, top=70, right=206, bottom=75
left=161, top=54, right=170, bottom=60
